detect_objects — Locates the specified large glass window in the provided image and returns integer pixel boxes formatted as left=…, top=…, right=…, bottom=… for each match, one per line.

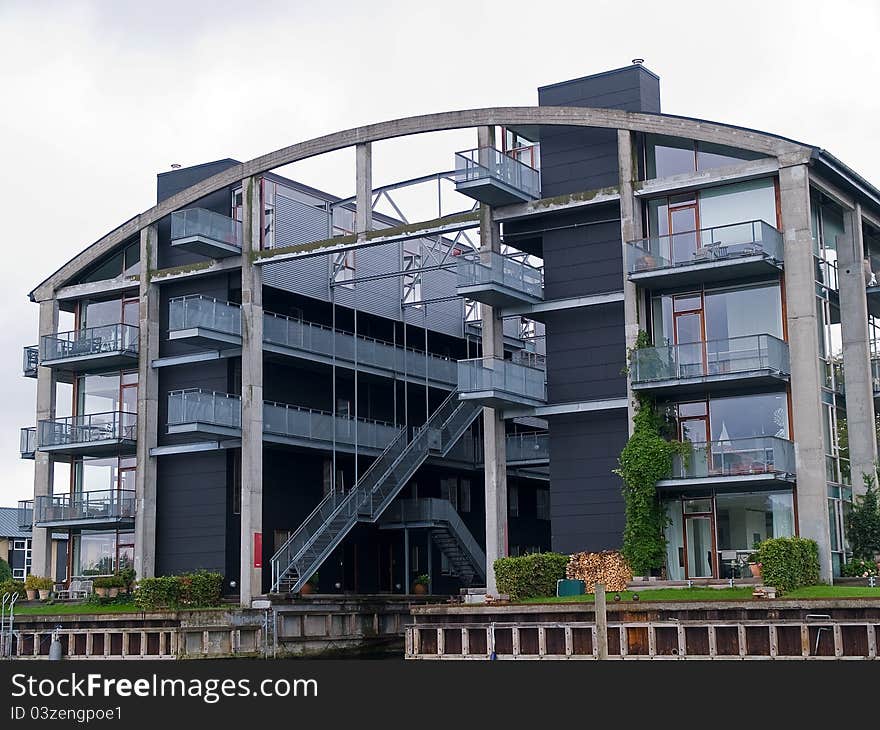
left=71, top=531, right=134, bottom=576
left=708, top=393, right=789, bottom=441
left=645, top=134, right=765, bottom=179
left=76, top=371, right=137, bottom=416
left=75, top=457, right=136, bottom=495
left=715, top=492, right=794, bottom=553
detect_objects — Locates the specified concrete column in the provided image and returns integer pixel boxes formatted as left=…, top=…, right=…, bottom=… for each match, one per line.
left=355, top=143, right=372, bottom=240
left=839, top=203, right=876, bottom=493
left=779, top=163, right=833, bottom=581
left=134, top=223, right=160, bottom=580
left=617, top=130, right=643, bottom=433
left=30, top=299, right=58, bottom=578
left=478, top=125, right=509, bottom=597
left=240, top=175, right=264, bottom=606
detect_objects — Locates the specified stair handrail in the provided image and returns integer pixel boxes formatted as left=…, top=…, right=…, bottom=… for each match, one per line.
left=432, top=499, right=487, bottom=580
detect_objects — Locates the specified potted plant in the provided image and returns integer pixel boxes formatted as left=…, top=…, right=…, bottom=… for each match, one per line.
left=93, top=576, right=114, bottom=598
left=412, top=574, right=430, bottom=595
left=747, top=553, right=762, bottom=579
left=107, top=575, right=125, bottom=598
left=35, top=575, right=53, bottom=600
left=119, top=568, right=136, bottom=594
left=24, top=574, right=42, bottom=601
left=300, top=572, right=318, bottom=596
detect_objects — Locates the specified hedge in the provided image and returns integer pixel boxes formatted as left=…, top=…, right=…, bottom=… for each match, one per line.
left=0, top=557, right=11, bottom=583
left=755, top=537, right=820, bottom=593
left=0, top=579, right=25, bottom=597
left=494, top=553, right=569, bottom=600
left=134, top=571, right=223, bottom=610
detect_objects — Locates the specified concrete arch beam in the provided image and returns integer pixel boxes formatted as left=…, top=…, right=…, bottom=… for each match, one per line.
left=31, top=106, right=812, bottom=301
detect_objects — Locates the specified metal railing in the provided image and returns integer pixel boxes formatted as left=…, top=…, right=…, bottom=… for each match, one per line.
left=457, top=357, right=546, bottom=402
left=20, top=427, right=35, bottom=457
left=873, top=357, right=880, bottom=394
left=167, top=389, right=241, bottom=429
left=454, top=147, right=540, bottom=199
left=17, top=500, right=33, bottom=530
left=38, top=412, right=137, bottom=448
left=22, top=346, right=38, bottom=376
left=263, top=312, right=456, bottom=384
left=263, top=401, right=399, bottom=451
left=33, top=489, right=136, bottom=525
left=456, top=251, right=543, bottom=300
left=171, top=208, right=242, bottom=249
left=504, top=432, right=550, bottom=463
left=168, top=295, right=241, bottom=336
left=40, top=324, right=139, bottom=363
left=626, top=220, right=783, bottom=274
left=671, top=436, right=796, bottom=480
left=631, top=334, right=790, bottom=384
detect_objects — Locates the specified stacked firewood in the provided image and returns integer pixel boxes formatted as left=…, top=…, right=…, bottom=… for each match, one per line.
left=566, top=551, right=632, bottom=592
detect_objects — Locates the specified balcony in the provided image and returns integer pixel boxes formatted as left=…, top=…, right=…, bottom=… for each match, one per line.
left=503, top=431, right=549, bottom=466
left=626, top=220, right=783, bottom=289
left=457, top=357, right=546, bottom=408
left=453, top=147, right=540, bottom=205
left=40, top=324, right=139, bottom=372
left=20, top=427, right=35, bottom=459
left=33, top=490, right=136, bottom=529
left=456, top=251, right=543, bottom=308
left=170, top=208, right=242, bottom=259
left=166, top=389, right=242, bottom=439
left=168, top=297, right=457, bottom=388
left=631, top=335, right=790, bottom=396
left=659, top=436, right=796, bottom=491
left=17, top=500, right=33, bottom=530
left=23, top=345, right=38, bottom=378
left=38, top=412, right=137, bottom=456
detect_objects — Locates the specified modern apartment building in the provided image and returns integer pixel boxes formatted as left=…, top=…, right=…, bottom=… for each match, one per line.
left=20, top=63, right=880, bottom=603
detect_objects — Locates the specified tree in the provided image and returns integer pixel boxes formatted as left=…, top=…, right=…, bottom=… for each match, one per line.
left=846, top=470, right=880, bottom=560
left=0, top=557, right=11, bottom=583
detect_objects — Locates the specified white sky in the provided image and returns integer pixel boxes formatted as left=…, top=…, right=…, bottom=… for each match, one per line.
left=1, top=0, right=878, bottom=504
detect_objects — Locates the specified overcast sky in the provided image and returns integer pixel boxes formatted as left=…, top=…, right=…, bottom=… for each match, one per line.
left=1, top=0, right=878, bottom=505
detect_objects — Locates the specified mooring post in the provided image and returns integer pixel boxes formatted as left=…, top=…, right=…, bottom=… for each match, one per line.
left=595, top=583, right=608, bottom=660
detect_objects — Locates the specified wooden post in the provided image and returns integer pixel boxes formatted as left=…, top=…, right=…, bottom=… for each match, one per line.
left=595, top=583, right=608, bottom=659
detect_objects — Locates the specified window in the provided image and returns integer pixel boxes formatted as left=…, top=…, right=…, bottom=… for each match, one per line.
left=232, top=188, right=243, bottom=222
left=464, top=298, right=481, bottom=323
left=411, top=545, right=421, bottom=572
left=536, top=489, right=550, bottom=521
left=76, top=239, right=140, bottom=284
left=332, top=251, right=355, bottom=287
left=12, top=540, right=27, bottom=551
left=459, top=480, right=471, bottom=513
left=402, top=243, right=422, bottom=306
left=12, top=569, right=25, bottom=580
left=645, top=134, right=764, bottom=179
left=508, top=485, right=519, bottom=517
left=71, top=530, right=133, bottom=577
left=262, top=179, right=276, bottom=249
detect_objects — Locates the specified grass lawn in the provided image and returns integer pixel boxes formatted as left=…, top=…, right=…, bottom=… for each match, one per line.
left=12, top=603, right=228, bottom=616
left=520, top=584, right=880, bottom=604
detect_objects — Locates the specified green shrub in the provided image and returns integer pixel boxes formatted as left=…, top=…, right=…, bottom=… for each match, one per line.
left=0, top=557, right=11, bottom=583
left=846, top=472, right=880, bottom=560
left=134, top=572, right=224, bottom=611
left=494, top=552, right=569, bottom=600
left=181, top=571, right=224, bottom=607
left=841, top=557, right=879, bottom=578
left=755, top=537, right=820, bottom=593
left=0, top=579, right=25, bottom=597
left=134, top=576, right=181, bottom=610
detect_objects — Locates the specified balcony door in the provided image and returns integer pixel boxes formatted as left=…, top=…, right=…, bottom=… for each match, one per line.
left=668, top=195, right=699, bottom=264
left=673, top=294, right=706, bottom=378
left=683, top=498, right=716, bottom=579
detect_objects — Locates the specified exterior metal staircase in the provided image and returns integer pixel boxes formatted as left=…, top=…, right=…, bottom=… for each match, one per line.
left=270, top=391, right=481, bottom=593
left=380, top=498, right=486, bottom=586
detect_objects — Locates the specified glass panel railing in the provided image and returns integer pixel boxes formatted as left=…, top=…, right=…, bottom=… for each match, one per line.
left=20, top=427, right=36, bottom=456
left=671, top=437, right=795, bottom=479
left=167, top=389, right=241, bottom=429
left=872, top=357, right=880, bottom=394
left=626, top=220, right=782, bottom=274
left=168, top=296, right=241, bottom=336
left=40, top=324, right=139, bottom=362
left=33, top=490, right=136, bottom=525
left=171, top=208, right=242, bottom=248
left=456, top=251, right=543, bottom=299
left=263, top=312, right=456, bottom=384
left=17, top=500, right=33, bottom=530
left=38, top=412, right=137, bottom=448
left=457, top=357, right=546, bottom=402
left=263, top=401, right=399, bottom=451
left=505, top=432, right=549, bottom=462
left=454, top=147, right=540, bottom=199
left=631, top=334, right=789, bottom=384
left=23, top=345, right=38, bottom=375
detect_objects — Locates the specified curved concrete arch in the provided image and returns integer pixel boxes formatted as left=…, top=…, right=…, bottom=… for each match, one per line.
left=32, top=106, right=813, bottom=300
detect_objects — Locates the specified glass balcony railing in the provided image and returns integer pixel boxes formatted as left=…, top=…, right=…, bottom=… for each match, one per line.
left=33, top=490, right=136, bottom=525
left=264, top=401, right=399, bottom=451
left=167, top=389, right=241, bottom=430
left=626, top=220, right=783, bottom=274
left=20, top=427, right=36, bottom=458
left=631, top=334, right=789, bottom=385
left=503, top=432, right=549, bottom=463
left=168, top=295, right=241, bottom=336
left=454, top=147, right=540, bottom=200
left=38, top=412, right=137, bottom=450
left=171, top=208, right=242, bottom=250
left=670, top=436, right=795, bottom=480
left=457, top=357, right=546, bottom=404
left=17, top=500, right=33, bottom=530
left=23, top=345, right=38, bottom=377
left=40, top=324, right=139, bottom=364
left=456, top=251, right=543, bottom=300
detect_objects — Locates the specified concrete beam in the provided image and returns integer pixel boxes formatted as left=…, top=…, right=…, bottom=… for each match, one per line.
left=54, top=276, right=139, bottom=302
left=633, top=158, right=780, bottom=200
left=493, top=187, right=620, bottom=222
left=839, top=203, right=877, bottom=492
left=149, top=256, right=242, bottom=285
left=240, top=175, right=264, bottom=607
left=31, top=106, right=812, bottom=302
left=355, top=143, right=372, bottom=239
left=498, top=290, right=624, bottom=318
left=134, top=224, right=160, bottom=580
left=779, top=163, right=833, bottom=581
left=30, top=299, right=58, bottom=578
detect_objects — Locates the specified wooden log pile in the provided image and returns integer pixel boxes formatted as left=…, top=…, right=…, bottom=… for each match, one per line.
left=566, top=551, right=632, bottom=593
